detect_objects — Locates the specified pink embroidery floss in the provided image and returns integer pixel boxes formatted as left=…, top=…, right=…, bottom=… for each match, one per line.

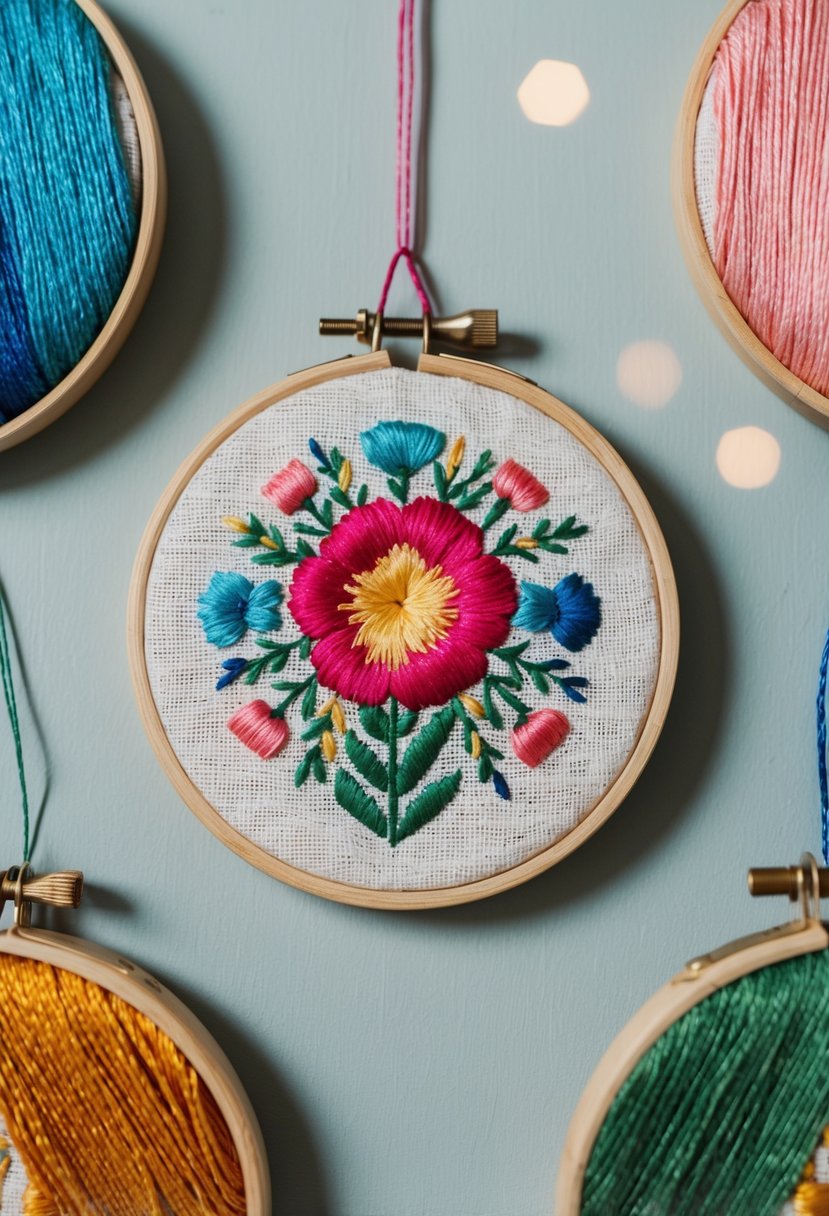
left=228, top=701, right=290, bottom=759
left=492, top=459, right=549, bottom=512
left=261, top=459, right=317, bottom=515
left=709, top=0, right=829, bottom=396
left=511, top=709, right=570, bottom=768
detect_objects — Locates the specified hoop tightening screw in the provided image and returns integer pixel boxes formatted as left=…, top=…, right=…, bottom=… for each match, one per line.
left=319, top=308, right=498, bottom=350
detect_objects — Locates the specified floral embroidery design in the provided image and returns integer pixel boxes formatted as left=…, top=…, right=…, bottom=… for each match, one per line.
left=197, top=423, right=602, bottom=846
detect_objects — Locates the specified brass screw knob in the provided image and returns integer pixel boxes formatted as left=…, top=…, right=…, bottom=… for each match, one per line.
left=319, top=308, right=498, bottom=351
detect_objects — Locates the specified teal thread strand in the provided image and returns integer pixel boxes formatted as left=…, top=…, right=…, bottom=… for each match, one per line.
left=0, top=591, right=30, bottom=861
left=0, top=0, right=138, bottom=418
left=581, top=951, right=829, bottom=1215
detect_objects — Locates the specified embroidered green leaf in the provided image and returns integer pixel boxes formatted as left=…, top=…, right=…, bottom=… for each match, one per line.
left=299, top=635, right=312, bottom=659
left=294, top=523, right=329, bottom=538
left=482, top=677, right=504, bottom=730
left=387, top=477, right=406, bottom=503
left=249, top=513, right=266, bottom=536
left=335, top=770, right=387, bottom=838
left=301, top=716, right=330, bottom=741
left=312, top=752, right=327, bottom=783
left=397, top=709, right=418, bottom=737
left=552, top=515, right=589, bottom=541
left=455, top=481, right=493, bottom=511
left=397, top=770, right=463, bottom=842
left=295, top=745, right=320, bottom=788
left=301, top=678, right=318, bottom=720
left=359, top=705, right=389, bottom=742
left=344, top=731, right=388, bottom=792
left=329, top=486, right=351, bottom=509
left=432, top=460, right=448, bottom=501
left=296, top=539, right=316, bottom=559
left=357, top=484, right=369, bottom=506
left=478, top=751, right=494, bottom=782
left=396, top=706, right=456, bottom=795
left=530, top=667, right=550, bottom=694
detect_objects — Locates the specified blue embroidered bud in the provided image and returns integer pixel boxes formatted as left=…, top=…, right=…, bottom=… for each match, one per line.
left=309, top=437, right=329, bottom=469
left=492, top=770, right=511, bottom=800
left=216, top=657, right=248, bottom=690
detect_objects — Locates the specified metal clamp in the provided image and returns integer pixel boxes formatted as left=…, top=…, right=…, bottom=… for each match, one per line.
left=749, top=853, right=825, bottom=921
left=0, top=865, right=84, bottom=927
left=319, top=308, right=498, bottom=352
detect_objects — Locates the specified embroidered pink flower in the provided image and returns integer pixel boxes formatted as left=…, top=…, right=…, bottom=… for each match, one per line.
left=289, top=497, right=518, bottom=711
left=511, top=709, right=569, bottom=767
left=261, top=459, right=317, bottom=514
left=492, top=458, right=549, bottom=512
left=228, top=700, right=290, bottom=758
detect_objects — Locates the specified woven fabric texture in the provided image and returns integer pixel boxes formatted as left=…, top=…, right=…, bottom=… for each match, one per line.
left=694, top=63, right=718, bottom=252
left=144, top=367, right=660, bottom=890
left=0, top=1115, right=27, bottom=1214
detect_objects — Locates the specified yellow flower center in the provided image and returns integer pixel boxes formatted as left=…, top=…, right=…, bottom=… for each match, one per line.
left=340, top=543, right=459, bottom=669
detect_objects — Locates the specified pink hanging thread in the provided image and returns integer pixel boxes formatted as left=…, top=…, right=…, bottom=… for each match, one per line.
left=710, top=0, right=829, bottom=395
left=377, top=0, right=432, bottom=315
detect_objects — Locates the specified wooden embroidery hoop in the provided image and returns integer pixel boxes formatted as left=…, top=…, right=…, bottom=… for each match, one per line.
left=673, top=0, right=829, bottom=428
left=555, top=855, right=829, bottom=1213
left=0, top=0, right=167, bottom=453
left=128, top=349, right=680, bottom=911
left=0, top=909, right=271, bottom=1213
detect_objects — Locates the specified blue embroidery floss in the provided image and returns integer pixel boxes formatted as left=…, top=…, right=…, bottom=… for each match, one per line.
left=0, top=0, right=140, bottom=422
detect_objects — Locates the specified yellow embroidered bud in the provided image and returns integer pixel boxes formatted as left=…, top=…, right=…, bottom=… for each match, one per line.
left=222, top=515, right=249, bottom=534
left=322, top=730, right=337, bottom=762
left=446, top=435, right=465, bottom=477
left=470, top=730, right=482, bottom=759
left=317, top=696, right=336, bottom=717
left=458, top=693, right=485, bottom=718
left=516, top=537, right=539, bottom=550
left=331, top=701, right=346, bottom=734
left=259, top=535, right=279, bottom=550
left=338, top=460, right=352, bottom=493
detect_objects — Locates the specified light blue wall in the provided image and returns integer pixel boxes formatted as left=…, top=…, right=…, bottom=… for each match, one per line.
left=2, top=2, right=827, bottom=1213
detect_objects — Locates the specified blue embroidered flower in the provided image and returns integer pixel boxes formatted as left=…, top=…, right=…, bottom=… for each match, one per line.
left=513, top=574, right=601, bottom=652
left=198, top=572, right=283, bottom=647
left=360, top=421, right=445, bottom=475
left=492, top=770, right=511, bottom=800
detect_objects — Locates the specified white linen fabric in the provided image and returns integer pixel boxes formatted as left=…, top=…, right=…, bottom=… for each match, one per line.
left=0, top=1116, right=27, bottom=1213
left=144, top=367, right=661, bottom=890
left=694, top=63, right=719, bottom=253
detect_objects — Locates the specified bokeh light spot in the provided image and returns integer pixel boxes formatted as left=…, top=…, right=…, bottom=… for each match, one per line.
left=716, top=426, right=781, bottom=488
left=616, top=341, right=683, bottom=409
left=517, top=60, right=590, bottom=127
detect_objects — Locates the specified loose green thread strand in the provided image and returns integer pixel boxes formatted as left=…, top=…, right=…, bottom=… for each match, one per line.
left=0, top=592, right=29, bottom=861
left=582, top=951, right=829, bottom=1216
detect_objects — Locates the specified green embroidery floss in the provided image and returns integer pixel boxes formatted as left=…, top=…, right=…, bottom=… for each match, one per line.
left=581, top=950, right=829, bottom=1216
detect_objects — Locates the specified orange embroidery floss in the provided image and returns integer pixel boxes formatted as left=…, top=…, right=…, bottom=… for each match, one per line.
left=0, top=955, right=246, bottom=1216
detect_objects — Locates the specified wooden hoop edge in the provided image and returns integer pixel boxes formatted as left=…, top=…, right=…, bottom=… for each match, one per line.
left=672, top=0, right=829, bottom=428
left=0, top=925, right=271, bottom=1214
left=553, top=917, right=829, bottom=1214
left=0, top=0, right=168, bottom=453
left=127, top=351, right=680, bottom=911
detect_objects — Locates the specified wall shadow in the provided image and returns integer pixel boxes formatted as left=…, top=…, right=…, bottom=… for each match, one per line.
left=159, top=970, right=333, bottom=1216
left=0, top=19, right=227, bottom=488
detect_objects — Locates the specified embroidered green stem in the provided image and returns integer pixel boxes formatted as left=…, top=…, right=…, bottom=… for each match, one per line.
left=489, top=515, right=589, bottom=560
left=0, top=591, right=29, bottom=861
left=270, top=674, right=316, bottom=717
left=446, top=450, right=495, bottom=502
left=387, top=696, right=400, bottom=846
left=387, top=470, right=411, bottom=504
left=481, top=496, right=510, bottom=532
left=242, top=636, right=311, bottom=685
left=489, top=642, right=590, bottom=705
left=294, top=496, right=334, bottom=537
left=451, top=697, right=505, bottom=784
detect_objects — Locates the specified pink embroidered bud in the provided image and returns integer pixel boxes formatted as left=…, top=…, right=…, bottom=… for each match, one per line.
left=492, top=459, right=549, bottom=512
left=261, top=459, right=317, bottom=515
left=228, top=701, right=290, bottom=759
left=511, top=709, right=569, bottom=768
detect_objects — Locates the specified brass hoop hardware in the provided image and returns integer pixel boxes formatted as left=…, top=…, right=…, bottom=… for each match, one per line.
left=749, top=853, right=826, bottom=922
left=0, top=865, right=84, bottom=926
left=422, top=311, right=432, bottom=355
left=371, top=310, right=384, bottom=353
left=320, top=308, right=498, bottom=351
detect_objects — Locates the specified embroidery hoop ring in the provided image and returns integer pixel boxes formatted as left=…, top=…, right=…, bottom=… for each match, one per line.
left=127, top=350, right=679, bottom=910
left=554, top=875, right=829, bottom=1213
left=673, top=0, right=829, bottom=428
left=0, top=923, right=271, bottom=1212
left=0, top=0, right=167, bottom=453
